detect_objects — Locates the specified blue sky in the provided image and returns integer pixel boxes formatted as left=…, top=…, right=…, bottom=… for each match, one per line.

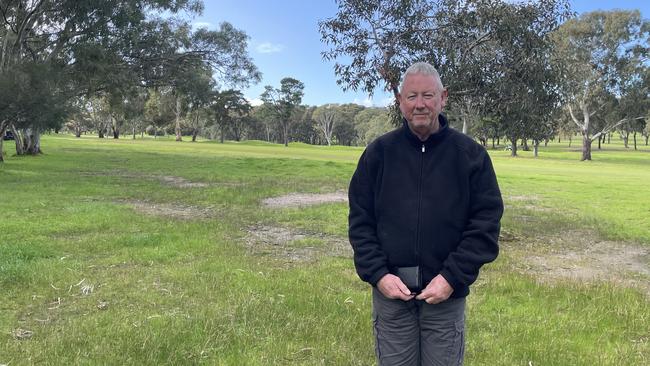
left=195, top=0, right=650, bottom=107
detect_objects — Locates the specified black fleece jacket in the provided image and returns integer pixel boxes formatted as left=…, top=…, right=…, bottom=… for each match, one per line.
left=348, top=114, right=503, bottom=298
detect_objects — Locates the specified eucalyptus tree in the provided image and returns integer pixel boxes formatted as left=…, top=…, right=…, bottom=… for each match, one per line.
left=312, top=104, right=339, bottom=146
left=250, top=103, right=278, bottom=142
left=260, top=77, right=305, bottom=147
left=210, top=89, right=251, bottom=143
left=363, top=113, right=393, bottom=146
left=144, top=88, right=176, bottom=138
left=292, top=106, right=319, bottom=144
left=319, top=0, right=572, bottom=135
left=552, top=10, right=650, bottom=160
left=0, top=61, right=70, bottom=155
left=0, top=0, right=202, bottom=155
left=0, top=0, right=260, bottom=159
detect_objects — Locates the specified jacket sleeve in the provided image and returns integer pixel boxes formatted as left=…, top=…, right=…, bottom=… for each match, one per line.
left=348, top=149, right=390, bottom=286
left=440, top=149, right=503, bottom=291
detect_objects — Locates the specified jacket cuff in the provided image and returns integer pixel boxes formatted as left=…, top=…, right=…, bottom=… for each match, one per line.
left=439, top=268, right=462, bottom=292
left=368, top=268, right=390, bottom=287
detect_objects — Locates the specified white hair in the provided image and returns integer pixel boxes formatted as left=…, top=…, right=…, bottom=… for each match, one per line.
left=400, top=62, right=444, bottom=91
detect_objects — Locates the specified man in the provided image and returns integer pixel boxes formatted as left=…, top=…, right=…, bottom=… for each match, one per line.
left=348, top=62, right=503, bottom=365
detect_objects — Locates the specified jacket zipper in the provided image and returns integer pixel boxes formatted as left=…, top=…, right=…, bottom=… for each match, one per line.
left=415, top=144, right=425, bottom=270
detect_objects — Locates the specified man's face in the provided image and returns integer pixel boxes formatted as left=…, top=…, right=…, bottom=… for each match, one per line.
left=398, top=73, right=448, bottom=136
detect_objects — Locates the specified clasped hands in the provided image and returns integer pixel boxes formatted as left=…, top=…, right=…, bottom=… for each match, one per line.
left=377, top=273, right=453, bottom=304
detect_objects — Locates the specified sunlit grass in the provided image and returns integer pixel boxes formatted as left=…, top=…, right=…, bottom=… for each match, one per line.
left=0, top=133, right=648, bottom=365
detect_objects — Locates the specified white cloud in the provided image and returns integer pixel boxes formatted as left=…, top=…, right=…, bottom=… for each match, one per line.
left=379, top=96, right=395, bottom=107
left=247, top=97, right=263, bottom=106
left=353, top=96, right=374, bottom=108
left=192, top=22, right=212, bottom=30
left=352, top=96, right=394, bottom=108
left=256, top=42, right=284, bottom=54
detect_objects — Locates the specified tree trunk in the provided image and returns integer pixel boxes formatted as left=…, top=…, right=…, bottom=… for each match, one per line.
left=12, top=126, right=24, bottom=155
left=220, top=124, right=225, bottom=143
left=633, top=132, right=637, bottom=151
left=75, top=126, right=81, bottom=138
left=558, top=135, right=561, bottom=143
left=597, top=134, right=601, bottom=150
left=491, top=137, right=495, bottom=149
left=14, top=128, right=42, bottom=155
left=175, top=97, right=182, bottom=142
left=544, top=138, right=549, bottom=147
left=132, top=127, right=136, bottom=139
left=113, top=128, right=119, bottom=139
left=0, top=125, right=5, bottom=163
left=497, top=137, right=500, bottom=146
left=462, top=115, right=468, bottom=135
left=509, top=137, right=518, bottom=157
left=98, top=128, right=105, bottom=138
left=283, top=124, right=289, bottom=147
left=607, top=133, right=611, bottom=144
left=581, top=133, right=592, bottom=161
left=521, top=139, right=529, bottom=151
left=622, top=132, right=629, bottom=148
left=568, top=134, right=572, bottom=147
left=29, top=131, right=41, bottom=154
left=645, top=135, right=648, bottom=146
left=192, top=129, right=198, bottom=142
left=533, top=139, right=539, bottom=157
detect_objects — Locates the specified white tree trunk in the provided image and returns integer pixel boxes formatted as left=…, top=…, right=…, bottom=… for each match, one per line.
left=175, top=97, right=182, bottom=142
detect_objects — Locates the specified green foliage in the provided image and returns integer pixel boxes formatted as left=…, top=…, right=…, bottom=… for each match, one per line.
left=260, top=78, right=305, bottom=146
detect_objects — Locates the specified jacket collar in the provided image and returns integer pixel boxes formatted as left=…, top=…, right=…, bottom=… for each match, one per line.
left=401, top=113, right=450, bottom=148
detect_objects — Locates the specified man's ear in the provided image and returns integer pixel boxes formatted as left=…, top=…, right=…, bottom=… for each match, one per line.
left=441, top=89, right=449, bottom=107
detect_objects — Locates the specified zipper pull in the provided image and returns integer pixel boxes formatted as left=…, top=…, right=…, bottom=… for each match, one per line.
left=421, top=145, right=425, bottom=153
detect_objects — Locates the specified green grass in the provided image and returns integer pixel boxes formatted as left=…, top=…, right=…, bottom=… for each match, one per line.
left=0, top=134, right=648, bottom=365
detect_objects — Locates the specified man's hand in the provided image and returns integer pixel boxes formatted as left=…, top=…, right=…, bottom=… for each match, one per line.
left=416, top=274, right=453, bottom=304
left=377, top=274, right=415, bottom=301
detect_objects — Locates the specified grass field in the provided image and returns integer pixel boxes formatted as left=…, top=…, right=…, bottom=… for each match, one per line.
left=1, top=134, right=648, bottom=365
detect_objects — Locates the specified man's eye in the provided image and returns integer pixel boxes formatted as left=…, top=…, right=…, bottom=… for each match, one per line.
left=424, top=94, right=434, bottom=99
left=407, top=95, right=416, bottom=100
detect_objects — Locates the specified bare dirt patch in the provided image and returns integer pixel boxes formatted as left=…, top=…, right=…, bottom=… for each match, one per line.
left=262, top=191, right=348, bottom=208
left=79, top=170, right=210, bottom=189
left=244, top=224, right=351, bottom=263
left=505, top=229, right=650, bottom=295
left=125, top=200, right=214, bottom=220
left=159, top=176, right=209, bottom=188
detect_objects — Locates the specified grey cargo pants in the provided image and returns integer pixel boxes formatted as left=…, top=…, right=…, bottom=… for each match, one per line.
left=372, top=287, right=465, bottom=366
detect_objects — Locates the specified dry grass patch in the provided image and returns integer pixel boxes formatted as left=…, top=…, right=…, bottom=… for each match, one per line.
left=262, top=191, right=348, bottom=208
left=244, top=224, right=351, bottom=263
left=158, top=176, right=209, bottom=188
left=504, top=229, right=650, bottom=295
left=124, top=200, right=215, bottom=220
left=79, top=170, right=210, bottom=189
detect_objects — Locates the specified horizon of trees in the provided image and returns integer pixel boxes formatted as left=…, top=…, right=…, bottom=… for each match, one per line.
left=1, top=0, right=649, bottom=163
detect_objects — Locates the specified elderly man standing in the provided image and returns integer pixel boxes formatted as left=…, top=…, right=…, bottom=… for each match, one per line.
left=348, top=62, right=503, bottom=365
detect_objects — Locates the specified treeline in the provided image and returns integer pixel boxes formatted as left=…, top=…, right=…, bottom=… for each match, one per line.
left=0, top=0, right=260, bottom=162
left=2, top=1, right=649, bottom=163
left=320, top=0, right=650, bottom=160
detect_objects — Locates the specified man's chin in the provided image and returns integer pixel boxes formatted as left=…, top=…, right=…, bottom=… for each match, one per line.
left=411, top=118, right=433, bottom=127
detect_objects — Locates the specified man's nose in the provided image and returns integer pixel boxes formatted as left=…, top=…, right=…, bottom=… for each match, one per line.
left=415, top=96, right=425, bottom=109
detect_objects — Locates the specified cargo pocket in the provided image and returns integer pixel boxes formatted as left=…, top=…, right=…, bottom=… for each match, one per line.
left=372, top=312, right=381, bottom=359
left=445, top=318, right=465, bottom=366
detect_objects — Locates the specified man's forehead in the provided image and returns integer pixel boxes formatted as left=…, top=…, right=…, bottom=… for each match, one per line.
left=401, top=73, right=440, bottom=90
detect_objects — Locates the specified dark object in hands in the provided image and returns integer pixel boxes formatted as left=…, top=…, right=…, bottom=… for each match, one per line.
left=396, top=266, right=421, bottom=294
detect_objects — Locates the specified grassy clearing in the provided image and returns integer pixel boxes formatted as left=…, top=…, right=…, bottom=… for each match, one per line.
left=1, top=134, right=648, bottom=365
